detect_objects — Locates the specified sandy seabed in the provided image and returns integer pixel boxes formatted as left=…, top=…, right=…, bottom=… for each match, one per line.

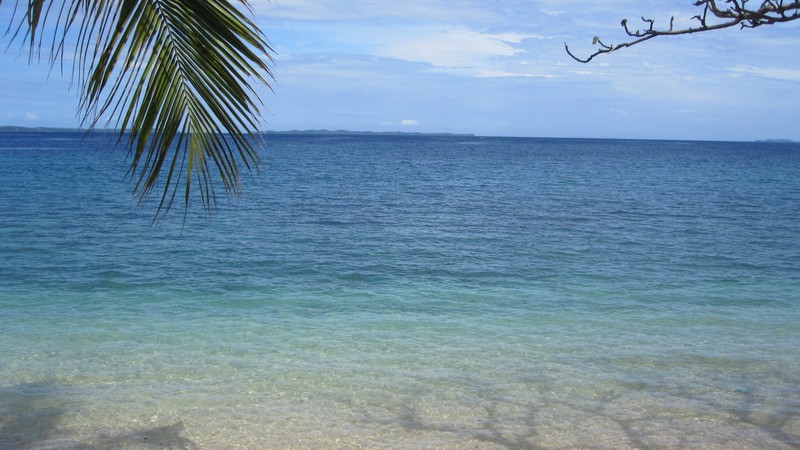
left=4, top=385, right=799, bottom=449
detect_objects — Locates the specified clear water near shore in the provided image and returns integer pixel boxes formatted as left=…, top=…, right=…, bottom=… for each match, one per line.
left=0, top=132, right=799, bottom=448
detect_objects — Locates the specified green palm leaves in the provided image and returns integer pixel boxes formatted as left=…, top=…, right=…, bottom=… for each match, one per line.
left=5, top=0, right=273, bottom=220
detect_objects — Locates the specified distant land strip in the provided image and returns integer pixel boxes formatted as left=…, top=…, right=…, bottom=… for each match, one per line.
left=0, top=125, right=474, bottom=137
left=0, top=125, right=89, bottom=132
left=2, top=126, right=796, bottom=142
left=754, top=138, right=797, bottom=143
left=268, top=129, right=475, bottom=137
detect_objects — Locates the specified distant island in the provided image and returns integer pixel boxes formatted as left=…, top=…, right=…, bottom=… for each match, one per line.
left=755, top=138, right=796, bottom=143
left=267, top=129, right=475, bottom=137
left=0, top=125, right=85, bottom=133
left=3, top=126, right=796, bottom=142
left=0, top=125, right=474, bottom=137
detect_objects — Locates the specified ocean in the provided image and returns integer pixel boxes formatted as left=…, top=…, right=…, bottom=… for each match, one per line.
left=0, top=132, right=798, bottom=449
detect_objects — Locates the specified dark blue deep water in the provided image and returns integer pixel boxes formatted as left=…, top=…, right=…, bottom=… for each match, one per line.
left=1, top=132, right=799, bottom=448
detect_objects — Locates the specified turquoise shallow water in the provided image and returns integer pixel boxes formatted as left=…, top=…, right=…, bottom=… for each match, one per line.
left=0, top=132, right=799, bottom=449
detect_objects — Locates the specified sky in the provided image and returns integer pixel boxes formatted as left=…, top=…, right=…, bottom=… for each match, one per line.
left=0, top=0, right=798, bottom=141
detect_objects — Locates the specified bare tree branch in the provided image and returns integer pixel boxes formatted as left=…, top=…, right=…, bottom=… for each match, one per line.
left=566, top=0, right=800, bottom=63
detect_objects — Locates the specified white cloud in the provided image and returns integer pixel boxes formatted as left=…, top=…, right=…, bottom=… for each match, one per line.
left=400, top=119, right=418, bottom=126
left=729, top=65, right=800, bottom=82
left=379, top=26, right=539, bottom=69
left=269, top=20, right=549, bottom=79
left=541, top=9, right=563, bottom=17
left=25, top=112, right=39, bottom=120
left=473, top=69, right=554, bottom=78
left=253, top=0, right=493, bottom=22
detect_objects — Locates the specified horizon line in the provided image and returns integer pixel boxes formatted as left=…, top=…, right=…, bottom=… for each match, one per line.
left=0, top=125, right=795, bottom=144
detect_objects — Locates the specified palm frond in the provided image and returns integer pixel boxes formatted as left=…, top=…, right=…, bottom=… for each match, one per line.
left=4, top=0, right=274, bottom=221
